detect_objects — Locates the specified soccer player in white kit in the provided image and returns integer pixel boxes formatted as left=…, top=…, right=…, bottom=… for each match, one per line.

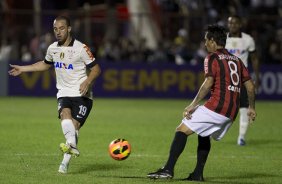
left=9, top=16, right=101, bottom=174
left=225, top=15, right=260, bottom=146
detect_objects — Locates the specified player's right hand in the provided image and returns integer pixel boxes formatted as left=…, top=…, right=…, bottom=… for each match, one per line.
left=8, top=64, right=22, bottom=76
left=183, top=105, right=199, bottom=120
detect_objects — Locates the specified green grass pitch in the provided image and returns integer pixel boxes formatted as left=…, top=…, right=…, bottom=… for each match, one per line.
left=0, top=97, right=281, bottom=184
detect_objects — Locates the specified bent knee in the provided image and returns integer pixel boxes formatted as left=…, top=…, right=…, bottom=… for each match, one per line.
left=60, top=108, right=72, bottom=119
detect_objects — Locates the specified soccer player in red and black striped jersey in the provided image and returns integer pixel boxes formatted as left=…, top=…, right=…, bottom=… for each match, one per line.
left=147, top=25, right=256, bottom=181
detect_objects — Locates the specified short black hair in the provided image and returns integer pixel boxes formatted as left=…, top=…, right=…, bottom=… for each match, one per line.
left=205, top=24, right=227, bottom=46
left=228, top=15, right=242, bottom=22
left=55, top=16, right=71, bottom=27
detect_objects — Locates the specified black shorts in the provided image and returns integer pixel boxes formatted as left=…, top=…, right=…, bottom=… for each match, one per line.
left=240, top=86, right=249, bottom=108
left=57, top=97, right=93, bottom=127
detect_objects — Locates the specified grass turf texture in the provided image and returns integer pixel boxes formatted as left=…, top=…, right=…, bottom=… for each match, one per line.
left=0, top=97, right=281, bottom=184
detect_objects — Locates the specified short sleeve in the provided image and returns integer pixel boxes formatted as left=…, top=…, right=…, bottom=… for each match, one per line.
left=81, top=44, right=95, bottom=65
left=248, top=36, right=256, bottom=52
left=204, top=54, right=217, bottom=78
left=44, top=45, right=53, bottom=63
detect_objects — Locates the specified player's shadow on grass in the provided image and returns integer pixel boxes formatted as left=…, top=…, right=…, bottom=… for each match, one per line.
left=202, top=172, right=280, bottom=184
left=224, top=139, right=280, bottom=146
left=247, top=139, right=282, bottom=146
left=86, top=173, right=280, bottom=183
left=98, top=175, right=176, bottom=183
left=74, top=163, right=121, bottom=174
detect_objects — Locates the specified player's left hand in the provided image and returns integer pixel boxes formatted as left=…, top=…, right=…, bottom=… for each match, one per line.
left=247, top=108, right=256, bottom=123
left=79, top=80, right=91, bottom=95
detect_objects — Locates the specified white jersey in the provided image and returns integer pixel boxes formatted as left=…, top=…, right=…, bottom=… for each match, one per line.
left=225, top=32, right=255, bottom=67
left=44, top=39, right=95, bottom=99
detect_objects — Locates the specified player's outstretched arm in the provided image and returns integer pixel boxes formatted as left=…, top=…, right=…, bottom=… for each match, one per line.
left=8, top=61, right=51, bottom=76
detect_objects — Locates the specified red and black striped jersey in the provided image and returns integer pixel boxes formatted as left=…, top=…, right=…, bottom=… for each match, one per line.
left=204, top=49, right=251, bottom=121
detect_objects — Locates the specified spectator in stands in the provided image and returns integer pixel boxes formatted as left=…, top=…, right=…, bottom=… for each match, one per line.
left=0, top=38, right=12, bottom=62
left=173, top=28, right=193, bottom=65
left=21, top=45, right=32, bottom=62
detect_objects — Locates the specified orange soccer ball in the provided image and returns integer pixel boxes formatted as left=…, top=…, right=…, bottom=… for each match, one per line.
left=108, top=138, right=131, bottom=161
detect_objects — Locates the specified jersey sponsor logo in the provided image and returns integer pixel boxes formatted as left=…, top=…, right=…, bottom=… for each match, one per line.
left=227, top=49, right=246, bottom=56
left=228, top=85, right=240, bottom=92
left=54, top=61, right=74, bottom=70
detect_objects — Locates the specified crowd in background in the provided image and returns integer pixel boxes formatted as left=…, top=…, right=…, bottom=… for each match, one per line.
left=0, top=0, right=281, bottom=65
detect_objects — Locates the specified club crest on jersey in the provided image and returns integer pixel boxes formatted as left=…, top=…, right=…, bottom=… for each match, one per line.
left=232, top=41, right=237, bottom=47
left=60, top=52, right=65, bottom=59
left=54, top=61, right=74, bottom=70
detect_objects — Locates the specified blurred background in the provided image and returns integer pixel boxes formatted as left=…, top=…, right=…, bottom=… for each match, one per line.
left=0, top=0, right=281, bottom=99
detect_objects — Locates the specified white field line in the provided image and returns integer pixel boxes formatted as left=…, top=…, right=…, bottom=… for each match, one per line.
left=11, top=153, right=261, bottom=159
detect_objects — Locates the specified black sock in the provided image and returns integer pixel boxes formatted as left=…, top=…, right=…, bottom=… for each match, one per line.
left=193, top=135, right=211, bottom=176
left=164, top=131, right=188, bottom=172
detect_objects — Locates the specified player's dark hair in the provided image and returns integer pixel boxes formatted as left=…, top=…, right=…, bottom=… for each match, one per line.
left=229, top=15, right=242, bottom=22
left=55, top=16, right=71, bottom=27
left=205, top=24, right=227, bottom=46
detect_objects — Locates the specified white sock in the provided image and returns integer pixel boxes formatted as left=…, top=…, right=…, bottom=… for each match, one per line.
left=61, top=119, right=76, bottom=147
left=239, top=108, right=249, bottom=140
left=62, top=153, right=72, bottom=166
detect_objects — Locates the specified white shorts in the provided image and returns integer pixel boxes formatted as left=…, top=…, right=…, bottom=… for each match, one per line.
left=182, top=106, right=232, bottom=141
